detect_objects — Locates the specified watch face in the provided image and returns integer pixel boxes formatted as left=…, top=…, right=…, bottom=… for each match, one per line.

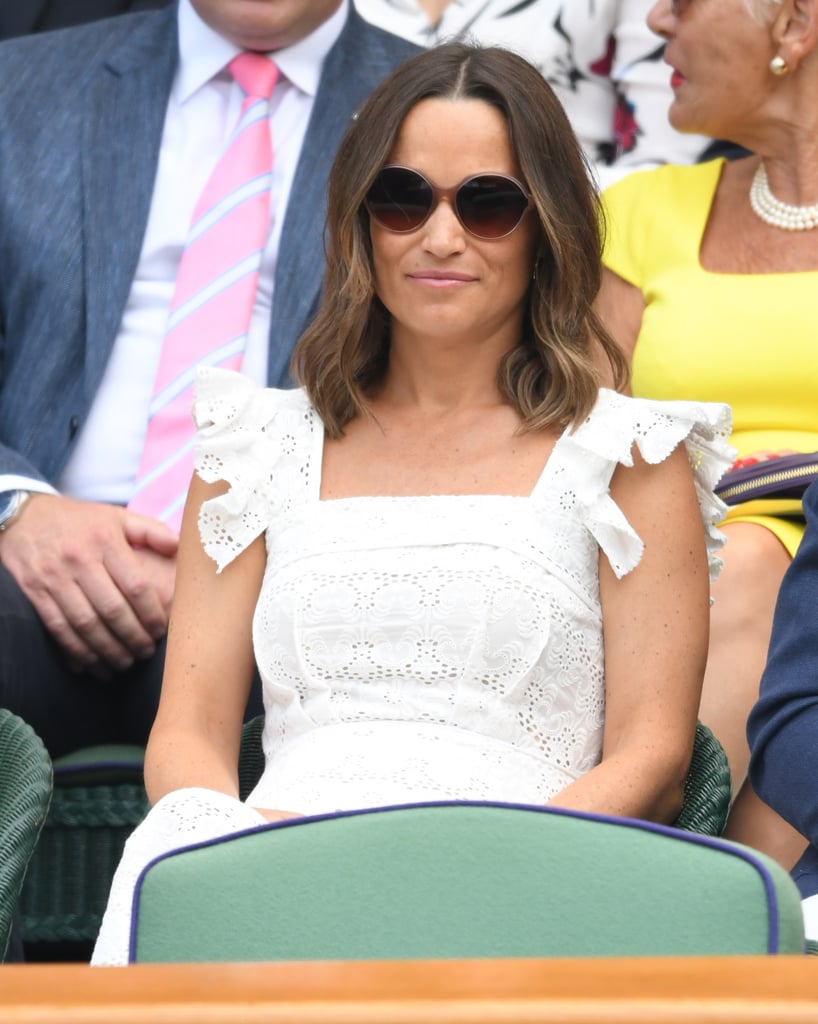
left=0, top=491, right=17, bottom=521
left=0, top=490, right=23, bottom=527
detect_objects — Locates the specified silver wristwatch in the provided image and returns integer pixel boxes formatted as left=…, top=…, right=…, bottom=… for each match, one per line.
left=0, top=490, right=31, bottom=532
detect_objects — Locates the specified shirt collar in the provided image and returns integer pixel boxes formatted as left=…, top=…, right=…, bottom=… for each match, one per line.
left=176, top=0, right=349, bottom=102
left=375, top=0, right=468, bottom=10
left=373, top=0, right=467, bottom=9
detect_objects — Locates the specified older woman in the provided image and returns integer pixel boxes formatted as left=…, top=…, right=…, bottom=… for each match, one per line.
left=353, top=0, right=712, bottom=186
left=598, top=0, right=818, bottom=865
left=91, top=43, right=731, bottom=965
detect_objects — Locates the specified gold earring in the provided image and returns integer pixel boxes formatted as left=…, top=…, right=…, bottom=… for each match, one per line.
left=769, top=55, right=789, bottom=75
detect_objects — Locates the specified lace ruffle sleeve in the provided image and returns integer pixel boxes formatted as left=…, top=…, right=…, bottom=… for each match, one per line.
left=564, top=391, right=735, bottom=581
left=192, top=367, right=315, bottom=573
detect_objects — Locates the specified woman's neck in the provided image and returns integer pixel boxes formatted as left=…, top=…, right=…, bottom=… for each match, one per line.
left=379, top=328, right=516, bottom=412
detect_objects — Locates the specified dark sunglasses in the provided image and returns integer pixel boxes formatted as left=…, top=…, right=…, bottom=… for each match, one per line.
left=365, top=165, right=532, bottom=240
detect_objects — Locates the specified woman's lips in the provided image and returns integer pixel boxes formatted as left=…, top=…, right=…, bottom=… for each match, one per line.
left=670, top=69, right=686, bottom=88
left=409, top=271, right=476, bottom=287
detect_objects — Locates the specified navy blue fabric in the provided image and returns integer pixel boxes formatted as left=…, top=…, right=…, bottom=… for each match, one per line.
left=791, top=846, right=818, bottom=900
left=0, top=1, right=172, bottom=40
left=748, top=479, right=818, bottom=897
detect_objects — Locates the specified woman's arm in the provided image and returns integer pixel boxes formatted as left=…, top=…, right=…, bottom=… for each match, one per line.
left=143, top=472, right=266, bottom=806
left=549, top=443, right=710, bottom=823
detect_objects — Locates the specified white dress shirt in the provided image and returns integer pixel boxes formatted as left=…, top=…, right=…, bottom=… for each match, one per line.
left=56, top=0, right=347, bottom=505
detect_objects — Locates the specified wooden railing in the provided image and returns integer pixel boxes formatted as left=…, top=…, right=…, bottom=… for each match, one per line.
left=2, top=955, right=818, bottom=1023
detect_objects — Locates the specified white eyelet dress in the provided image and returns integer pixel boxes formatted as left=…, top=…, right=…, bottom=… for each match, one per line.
left=91, top=367, right=732, bottom=964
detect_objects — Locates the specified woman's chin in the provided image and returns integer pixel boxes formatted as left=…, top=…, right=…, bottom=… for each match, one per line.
left=667, top=103, right=704, bottom=138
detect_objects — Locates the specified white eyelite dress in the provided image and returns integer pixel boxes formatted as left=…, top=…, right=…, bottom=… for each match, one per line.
left=92, top=367, right=732, bottom=964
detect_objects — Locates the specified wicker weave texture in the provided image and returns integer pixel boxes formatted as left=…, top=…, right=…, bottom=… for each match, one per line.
left=673, top=722, right=731, bottom=835
left=0, top=709, right=52, bottom=960
left=19, top=773, right=148, bottom=944
left=238, top=716, right=265, bottom=802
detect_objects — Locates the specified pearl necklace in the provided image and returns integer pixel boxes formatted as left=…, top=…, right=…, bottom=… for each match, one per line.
left=749, top=164, right=818, bottom=231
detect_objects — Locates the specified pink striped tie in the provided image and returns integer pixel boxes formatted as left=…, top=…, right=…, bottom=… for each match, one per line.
left=129, top=53, right=278, bottom=532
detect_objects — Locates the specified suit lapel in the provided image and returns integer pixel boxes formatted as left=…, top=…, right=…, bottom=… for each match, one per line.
left=81, top=7, right=177, bottom=397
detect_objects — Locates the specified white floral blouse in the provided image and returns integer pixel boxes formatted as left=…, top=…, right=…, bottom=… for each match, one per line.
left=352, top=0, right=712, bottom=187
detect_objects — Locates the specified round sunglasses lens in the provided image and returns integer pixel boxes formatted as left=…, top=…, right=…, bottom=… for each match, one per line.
left=366, top=168, right=432, bottom=232
left=457, top=176, right=529, bottom=238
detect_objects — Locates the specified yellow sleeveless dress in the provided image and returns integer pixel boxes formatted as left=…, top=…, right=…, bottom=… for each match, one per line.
left=602, top=159, right=818, bottom=556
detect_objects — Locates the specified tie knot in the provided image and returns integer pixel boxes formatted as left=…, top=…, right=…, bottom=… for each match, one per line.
left=229, top=52, right=278, bottom=100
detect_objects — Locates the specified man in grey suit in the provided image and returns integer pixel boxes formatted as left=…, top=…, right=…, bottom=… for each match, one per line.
left=0, top=0, right=418, bottom=755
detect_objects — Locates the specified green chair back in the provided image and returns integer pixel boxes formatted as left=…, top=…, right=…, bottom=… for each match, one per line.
left=0, top=709, right=52, bottom=960
left=131, top=801, right=804, bottom=963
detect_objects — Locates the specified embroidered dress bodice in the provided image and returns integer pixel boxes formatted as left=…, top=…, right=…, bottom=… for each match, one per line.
left=194, top=368, right=732, bottom=813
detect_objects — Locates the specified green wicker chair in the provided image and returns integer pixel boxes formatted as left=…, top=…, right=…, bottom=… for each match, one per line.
left=674, top=721, right=731, bottom=834
left=18, top=744, right=148, bottom=958
left=237, top=715, right=266, bottom=801
left=0, top=709, right=53, bottom=961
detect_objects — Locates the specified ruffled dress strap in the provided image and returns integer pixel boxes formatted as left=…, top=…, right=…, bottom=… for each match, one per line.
left=550, top=390, right=734, bottom=581
left=192, top=366, right=319, bottom=572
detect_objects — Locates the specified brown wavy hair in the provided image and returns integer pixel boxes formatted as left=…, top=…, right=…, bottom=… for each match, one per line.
left=291, top=43, right=628, bottom=437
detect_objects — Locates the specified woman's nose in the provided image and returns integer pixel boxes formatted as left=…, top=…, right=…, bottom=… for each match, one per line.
left=647, top=0, right=674, bottom=39
left=421, top=199, right=467, bottom=255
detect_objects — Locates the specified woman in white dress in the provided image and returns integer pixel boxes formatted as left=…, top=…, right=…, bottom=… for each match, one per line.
left=352, top=0, right=713, bottom=186
left=92, top=42, right=732, bottom=964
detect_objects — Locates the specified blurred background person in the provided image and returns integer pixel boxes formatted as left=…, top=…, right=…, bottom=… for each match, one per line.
left=353, top=0, right=713, bottom=185
left=597, top=0, right=818, bottom=867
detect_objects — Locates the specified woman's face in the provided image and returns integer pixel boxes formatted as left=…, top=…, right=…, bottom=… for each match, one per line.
left=647, top=0, right=777, bottom=141
left=368, top=97, right=539, bottom=354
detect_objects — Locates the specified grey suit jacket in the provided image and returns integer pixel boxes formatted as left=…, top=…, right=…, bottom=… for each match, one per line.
left=0, top=4, right=418, bottom=484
